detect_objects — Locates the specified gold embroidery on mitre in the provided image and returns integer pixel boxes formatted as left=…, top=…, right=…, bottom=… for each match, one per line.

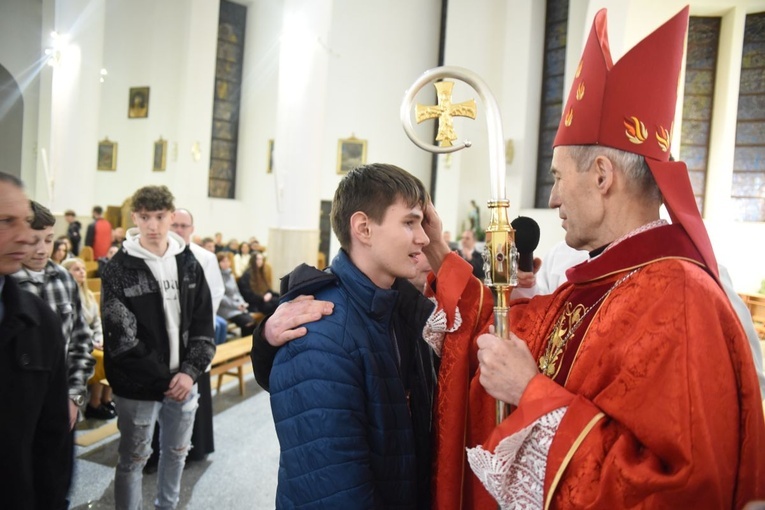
left=656, top=122, right=673, bottom=152
left=575, top=58, right=583, bottom=78
left=564, top=107, right=574, bottom=127
left=624, top=116, right=647, bottom=144
left=539, top=302, right=585, bottom=378
left=576, top=82, right=585, bottom=101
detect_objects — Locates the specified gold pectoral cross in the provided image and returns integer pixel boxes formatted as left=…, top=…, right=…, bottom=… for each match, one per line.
left=415, top=81, right=477, bottom=147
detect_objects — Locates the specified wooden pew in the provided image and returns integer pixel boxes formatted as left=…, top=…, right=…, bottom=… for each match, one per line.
left=87, top=277, right=101, bottom=293
left=210, top=336, right=253, bottom=396
left=85, top=260, right=99, bottom=278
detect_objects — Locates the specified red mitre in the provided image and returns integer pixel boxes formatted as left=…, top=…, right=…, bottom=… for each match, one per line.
left=553, top=6, right=719, bottom=280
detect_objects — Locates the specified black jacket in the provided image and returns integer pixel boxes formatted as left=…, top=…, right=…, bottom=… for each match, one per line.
left=67, top=220, right=82, bottom=256
left=0, top=277, right=72, bottom=509
left=101, top=247, right=216, bottom=401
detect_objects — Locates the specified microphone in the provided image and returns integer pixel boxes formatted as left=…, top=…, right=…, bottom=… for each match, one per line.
left=511, top=216, right=540, bottom=272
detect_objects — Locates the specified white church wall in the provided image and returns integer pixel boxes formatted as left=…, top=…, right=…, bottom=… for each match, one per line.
left=321, top=0, right=442, bottom=260
left=95, top=0, right=194, bottom=214
left=0, top=0, right=44, bottom=195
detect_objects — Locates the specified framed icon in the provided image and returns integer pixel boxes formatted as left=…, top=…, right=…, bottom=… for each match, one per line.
left=153, top=138, right=167, bottom=171
left=267, top=139, right=274, bottom=173
left=128, top=86, right=150, bottom=118
left=337, top=135, right=367, bottom=174
left=97, top=138, right=118, bottom=171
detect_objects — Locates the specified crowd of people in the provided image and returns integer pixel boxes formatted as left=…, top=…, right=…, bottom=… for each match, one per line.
left=1, top=7, right=764, bottom=510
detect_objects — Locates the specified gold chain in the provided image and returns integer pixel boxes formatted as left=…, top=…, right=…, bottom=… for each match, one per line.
left=539, top=268, right=640, bottom=378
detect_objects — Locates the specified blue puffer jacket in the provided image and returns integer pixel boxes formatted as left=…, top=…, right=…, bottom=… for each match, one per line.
left=269, top=250, right=421, bottom=509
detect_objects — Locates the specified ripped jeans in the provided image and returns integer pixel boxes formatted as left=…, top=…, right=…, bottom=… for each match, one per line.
left=114, top=388, right=199, bottom=510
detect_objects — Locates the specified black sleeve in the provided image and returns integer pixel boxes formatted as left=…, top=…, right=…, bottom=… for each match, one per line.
left=249, top=315, right=279, bottom=392
left=84, top=223, right=95, bottom=247
left=181, top=255, right=216, bottom=382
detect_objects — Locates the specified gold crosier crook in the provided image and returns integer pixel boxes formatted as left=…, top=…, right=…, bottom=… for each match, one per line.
left=401, top=66, right=518, bottom=423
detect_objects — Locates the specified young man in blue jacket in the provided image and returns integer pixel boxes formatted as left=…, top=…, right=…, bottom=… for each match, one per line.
left=268, top=163, right=435, bottom=508
left=101, top=185, right=215, bottom=509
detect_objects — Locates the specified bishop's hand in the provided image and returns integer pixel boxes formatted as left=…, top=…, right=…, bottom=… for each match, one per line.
left=476, top=329, right=539, bottom=406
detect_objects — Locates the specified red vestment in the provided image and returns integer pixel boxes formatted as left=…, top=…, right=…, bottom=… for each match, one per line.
left=436, top=225, right=765, bottom=509
left=429, top=251, right=496, bottom=509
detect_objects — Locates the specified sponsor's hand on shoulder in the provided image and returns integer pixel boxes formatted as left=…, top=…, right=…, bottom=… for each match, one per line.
left=264, top=295, right=334, bottom=347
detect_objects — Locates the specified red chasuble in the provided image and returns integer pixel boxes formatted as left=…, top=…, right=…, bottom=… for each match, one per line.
left=429, top=252, right=496, bottom=510
left=436, top=225, right=765, bottom=509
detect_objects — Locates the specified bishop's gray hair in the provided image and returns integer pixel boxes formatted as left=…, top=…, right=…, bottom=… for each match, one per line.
left=568, top=145, right=662, bottom=204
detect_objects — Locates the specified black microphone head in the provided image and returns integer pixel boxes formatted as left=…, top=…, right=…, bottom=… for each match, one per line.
left=511, top=216, right=540, bottom=253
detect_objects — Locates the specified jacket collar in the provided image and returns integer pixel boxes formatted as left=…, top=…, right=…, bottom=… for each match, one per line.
left=12, top=260, right=61, bottom=285
left=0, top=276, right=41, bottom=337
left=332, top=250, right=399, bottom=322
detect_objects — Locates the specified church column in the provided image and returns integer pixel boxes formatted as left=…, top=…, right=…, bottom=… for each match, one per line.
left=268, top=0, right=333, bottom=282
left=44, top=0, right=105, bottom=213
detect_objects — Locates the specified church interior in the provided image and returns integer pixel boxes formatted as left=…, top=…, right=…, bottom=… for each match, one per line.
left=2, top=0, right=764, bottom=508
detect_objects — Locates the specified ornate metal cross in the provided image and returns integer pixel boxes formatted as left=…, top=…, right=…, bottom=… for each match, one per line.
left=415, top=81, right=477, bottom=147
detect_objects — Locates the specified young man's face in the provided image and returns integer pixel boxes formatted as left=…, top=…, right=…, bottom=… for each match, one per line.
left=362, top=197, right=429, bottom=289
left=132, top=209, right=173, bottom=253
left=0, top=182, right=34, bottom=275
left=23, top=226, right=55, bottom=271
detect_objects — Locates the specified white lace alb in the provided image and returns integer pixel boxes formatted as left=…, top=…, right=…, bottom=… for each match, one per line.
left=467, top=407, right=566, bottom=509
left=421, top=296, right=462, bottom=357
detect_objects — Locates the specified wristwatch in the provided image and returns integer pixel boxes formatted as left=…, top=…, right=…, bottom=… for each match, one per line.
left=69, top=394, right=85, bottom=406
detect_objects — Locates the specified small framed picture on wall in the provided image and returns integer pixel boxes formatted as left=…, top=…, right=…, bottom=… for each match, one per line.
left=267, top=139, right=274, bottom=173
left=337, top=135, right=367, bottom=174
left=97, top=138, right=118, bottom=171
left=128, top=86, right=150, bottom=118
left=153, top=138, right=167, bottom=171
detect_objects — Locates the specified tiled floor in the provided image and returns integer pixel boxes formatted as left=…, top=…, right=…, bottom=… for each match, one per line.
left=69, top=374, right=279, bottom=509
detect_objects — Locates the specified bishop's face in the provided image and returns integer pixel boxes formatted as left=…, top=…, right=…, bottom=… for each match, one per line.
left=548, top=146, right=604, bottom=252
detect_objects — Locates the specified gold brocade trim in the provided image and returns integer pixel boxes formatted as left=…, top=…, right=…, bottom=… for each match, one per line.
left=539, top=302, right=585, bottom=378
left=539, top=268, right=639, bottom=378
left=564, top=308, right=600, bottom=388
left=544, top=412, right=606, bottom=510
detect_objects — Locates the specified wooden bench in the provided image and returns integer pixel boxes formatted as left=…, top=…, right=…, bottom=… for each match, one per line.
left=210, top=336, right=253, bottom=396
left=87, top=277, right=101, bottom=293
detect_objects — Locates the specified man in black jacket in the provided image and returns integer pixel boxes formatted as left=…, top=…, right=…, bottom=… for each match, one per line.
left=0, top=172, right=72, bottom=509
left=64, top=209, right=81, bottom=256
left=101, top=185, right=215, bottom=509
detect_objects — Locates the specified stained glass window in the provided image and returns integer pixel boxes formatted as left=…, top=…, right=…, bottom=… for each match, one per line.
left=535, top=0, right=569, bottom=208
left=680, top=16, right=721, bottom=215
left=209, top=0, right=247, bottom=199
left=732, top=11, right=765, bottom=221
